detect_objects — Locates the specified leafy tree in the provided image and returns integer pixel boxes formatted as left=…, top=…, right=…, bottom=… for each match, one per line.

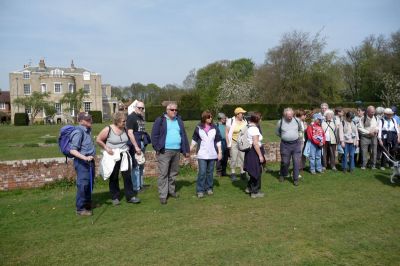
left=182, top=69, right=196, bottom=90
left=13, top=91, right=54, bottom=124
left=379, top=73, right=400, bottom=106
left=60, top=88, right=87, bottom=119
left=255, top=30, right=342, bottom=104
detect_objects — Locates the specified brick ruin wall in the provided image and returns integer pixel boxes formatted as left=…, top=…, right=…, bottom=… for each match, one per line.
left=0, top=143, right=281, bottom=191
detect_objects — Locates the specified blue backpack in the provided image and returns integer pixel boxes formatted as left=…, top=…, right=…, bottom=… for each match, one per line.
left=58, top=125, right=83, bottom=160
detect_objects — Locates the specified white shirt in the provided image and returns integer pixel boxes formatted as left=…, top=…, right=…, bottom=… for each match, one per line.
left=247, top=126, right=263, bottom=147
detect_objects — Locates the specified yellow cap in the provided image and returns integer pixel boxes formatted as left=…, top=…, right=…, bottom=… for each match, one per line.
left=234, top=107, right=246, bottom=115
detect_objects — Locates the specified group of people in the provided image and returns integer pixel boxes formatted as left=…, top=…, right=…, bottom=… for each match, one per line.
left=277, top=103, right=400, bottom=186
left=70, top=101, right=400, bottom=216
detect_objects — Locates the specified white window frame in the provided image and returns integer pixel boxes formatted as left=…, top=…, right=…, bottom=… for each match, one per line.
left=23, top=71, right=30, bottom=79
left=55, top=103, right=62, bottom=115
left=0, top=102, right=5, bottom=109
left=24, top=84, right=31, bottom=95
left=83, top=71, right=90, bottom=81
left=54, top=82, right=62, bottom=94
left=84, top=102, right=91, bottom=112
left=41, top=83, right=47, bottom=93
left=83, top=84, right=91, bottom=94
left=68, top=83, right=75, bottom=93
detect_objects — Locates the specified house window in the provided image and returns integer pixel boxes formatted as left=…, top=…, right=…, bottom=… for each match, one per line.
left=24, top=84, right=31, bottom=95
left=23, top=71, right=30, bottom=79
left=54, top=83, right=62, bottom=93
left=55, top=103, right=62, bottom=114
left=41, top=83, right=47, bottom=93
left=25, top=106, right=31, bottom=114
left=84, top=102, right=91, bottom=112
left=83, top=71, right=90, bottom=81
left=84, top=84, right=90, bottom=94
left=68, top=83, right=75, bottom=93
left=0, top=102, right=5, bottom=109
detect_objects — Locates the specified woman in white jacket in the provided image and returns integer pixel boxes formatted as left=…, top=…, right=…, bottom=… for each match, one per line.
left=96, top=112, right=140, bottom=205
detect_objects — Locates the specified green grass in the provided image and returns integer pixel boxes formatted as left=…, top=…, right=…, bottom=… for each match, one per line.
left=0, top=165, right=399, bottom=265
left=0, top=120, right=280, bottom=161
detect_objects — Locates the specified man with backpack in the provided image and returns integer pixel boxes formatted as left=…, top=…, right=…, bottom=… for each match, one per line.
left=69, top=112, right=96, bottom=216
left=276, top=108, right=302, bottom=186
left=358, top=106, right=379, bottom=170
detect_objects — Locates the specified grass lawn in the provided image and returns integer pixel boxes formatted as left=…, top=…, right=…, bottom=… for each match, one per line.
left=0, top=120, right=280, bottom=161
left=0, top=165, right=399, bottom=265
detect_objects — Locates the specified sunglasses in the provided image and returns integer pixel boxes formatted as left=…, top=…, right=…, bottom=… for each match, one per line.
left=169, top=109, right=178, bottom=112
left=137, top=107, right=145, bottom=110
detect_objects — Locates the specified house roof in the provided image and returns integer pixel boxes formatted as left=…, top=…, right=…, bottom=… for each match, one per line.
left=0, top=91, right=10, bottom=102
left=18, top=66, right=93, bottom=75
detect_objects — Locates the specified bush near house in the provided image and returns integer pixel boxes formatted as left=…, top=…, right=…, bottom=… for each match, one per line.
left=88, top=111, right=102, bottom=123
left=14, top=112, right=29, bottom=126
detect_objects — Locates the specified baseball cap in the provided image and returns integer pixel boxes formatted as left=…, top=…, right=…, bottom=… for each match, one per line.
left=234, top=107, right=246, bottom=115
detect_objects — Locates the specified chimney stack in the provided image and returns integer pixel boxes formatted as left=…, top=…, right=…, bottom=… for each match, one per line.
left=38, top=59, right=46, bottom=70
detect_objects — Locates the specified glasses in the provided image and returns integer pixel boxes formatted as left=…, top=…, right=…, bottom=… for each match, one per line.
left=137, top=107, right=145, bottom=110
left=169, top=109, right=178, bottom=112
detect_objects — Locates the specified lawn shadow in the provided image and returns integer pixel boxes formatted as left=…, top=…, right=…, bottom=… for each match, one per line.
left=231, top=179, right=248, bottom=192
left=176, top=179, right=195, bottom=192
left=374, top=173, right=399, bottom=187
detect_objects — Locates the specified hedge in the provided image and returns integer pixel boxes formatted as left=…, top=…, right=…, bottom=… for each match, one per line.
left=88, top=111, right=102, bottom=123
left=14, top=113, right=29, bottom=126
left=145, top=106, right=202, bottom=122
left=144, top=102, right=381, bottom=122
left=220, top=102, right=381, bottom=120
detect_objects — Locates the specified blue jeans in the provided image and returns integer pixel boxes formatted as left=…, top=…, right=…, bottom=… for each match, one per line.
left=342, top=143, right=355, bottom=170
left=74, top=159, right=94, bottom=211
left=197, top=159, right=215, bottom=193
left=309, top=143, right=322, bottom=173
left=131, top=142, right=145, bottom=191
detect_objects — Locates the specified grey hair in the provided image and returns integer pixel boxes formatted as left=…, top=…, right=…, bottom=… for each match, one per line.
left=166, top=102, right=177, bottom=111
left=321, top=102, right=329, bottom=109
left=283, top=107, right=294, bottom=116
left=376, top=107, right=384, bottom=115
left=112, top=111, right=127, bottom=125
left=324, top=109, right=334, bottom=118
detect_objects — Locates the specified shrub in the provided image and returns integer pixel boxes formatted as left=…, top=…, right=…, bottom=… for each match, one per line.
left=88, top=111, right=102, bottom=123
left=14, top=113, right=29, bottom=126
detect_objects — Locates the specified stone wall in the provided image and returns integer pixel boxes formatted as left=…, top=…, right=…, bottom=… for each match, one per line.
left=0, top=142, right=281, bottom=191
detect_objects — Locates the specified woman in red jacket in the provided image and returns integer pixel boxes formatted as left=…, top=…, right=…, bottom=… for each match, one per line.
left=306, top=114, right=326, bottom=174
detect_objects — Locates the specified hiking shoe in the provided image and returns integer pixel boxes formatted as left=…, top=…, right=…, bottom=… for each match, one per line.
left=310, top=171, right=316, bottom=175
left=112, top=199, right=121, bottom=206
left=160, top=198, right=167, bottom=205
left=245, top=187, right=250, bottom=194
left=168, top=192, right=179, bottom=198
left=294, top=180, right=299, bottom=186
left=371, top=166, right=377, bottom=170
left=240, top=173, right=247, bottom=180
left=279, top=176, right=285, bottom=182
left=206, top=189, right=214, bottom=196
left=76, top=209, right=93, bottom=216
left=361, top=167, right=366, bottom=170
left=251, top=192, right=265, bottom=198
left=332, top=167, right=337, bottom=172
left=127, top=197, right=141, bottom=204
left=380, top=167, right=385, bottom=171
left=197, top=192, right=204, bottom=198
left=230, top=174, right=238, bottom=181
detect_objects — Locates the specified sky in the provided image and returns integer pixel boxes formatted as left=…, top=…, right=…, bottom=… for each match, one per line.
left=0, top=0, right=399, bottom=90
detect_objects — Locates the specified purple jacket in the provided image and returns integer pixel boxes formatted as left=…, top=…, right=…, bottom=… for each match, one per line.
left=151, top=114, right=190, bottom=154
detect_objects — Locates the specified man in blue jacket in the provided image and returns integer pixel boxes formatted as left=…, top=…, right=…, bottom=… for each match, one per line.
left=151, top=103, right=190, bottom=205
